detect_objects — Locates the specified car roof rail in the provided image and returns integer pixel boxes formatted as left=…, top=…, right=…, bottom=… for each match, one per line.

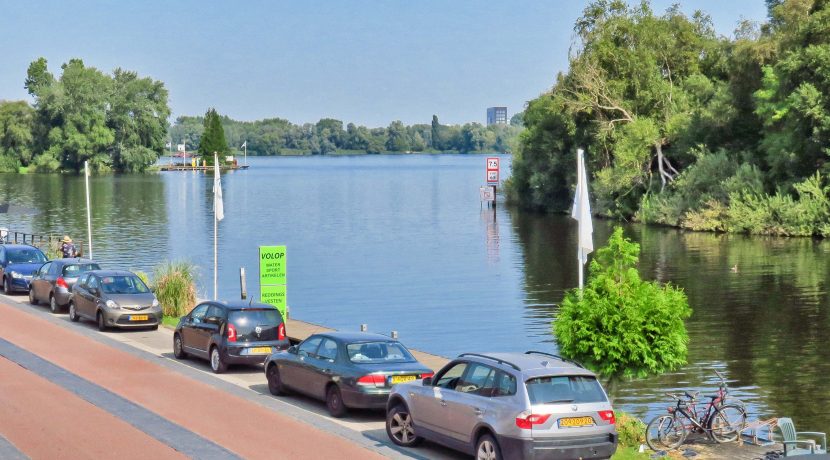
left=458, top=353, right=521, bottom=371
left=524, top=351, right=585, bottom=369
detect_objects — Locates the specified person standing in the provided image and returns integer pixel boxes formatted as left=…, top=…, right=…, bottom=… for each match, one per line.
left=60, top=235, right=77, bottom=258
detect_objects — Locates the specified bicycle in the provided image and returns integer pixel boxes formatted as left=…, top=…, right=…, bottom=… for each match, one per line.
left=645, top=371, right=747, bottom=450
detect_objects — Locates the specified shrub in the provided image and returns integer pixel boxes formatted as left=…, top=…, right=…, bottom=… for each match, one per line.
left=133, top=270, right=150, bottom=288
left=553, top=227, right=692, bottom=379
left=153, top=261, right=197, bottom=318
left=616, top=412, right=646, bottom=447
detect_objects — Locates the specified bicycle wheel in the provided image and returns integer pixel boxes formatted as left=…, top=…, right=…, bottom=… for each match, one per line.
left=709, top=404, right=747, bottom=443
left=646, top=415, right=687, bottom=451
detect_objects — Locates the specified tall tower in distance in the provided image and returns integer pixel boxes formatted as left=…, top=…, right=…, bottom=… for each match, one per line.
left=487, top=107, right=508, bottom=126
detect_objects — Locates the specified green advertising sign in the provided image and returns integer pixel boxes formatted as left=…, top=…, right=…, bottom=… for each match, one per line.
left=259, top=246, right=286, bottom=285
left=261, top=284, right=287, bottom=318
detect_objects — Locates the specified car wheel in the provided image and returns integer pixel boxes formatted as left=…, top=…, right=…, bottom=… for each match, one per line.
left=266, top=364, right=288, bottom=396
left=68, top=302, right=80, bottom=322
left=326, top=385, right=347, bottom=418
left=3, top=277, right=10, bottom=294
left=386, top=404, right=423, bottom=447
left=210, top=347, right=227, bottom=374
left=173, top=334, right=187, bottom=359
left=97, top=311, right=108, bottom=331
left=476, top=434, right=502, bottom=460
left=50, top=295, right=61, bottom=314
left=29, top=288, right=38, bottom=305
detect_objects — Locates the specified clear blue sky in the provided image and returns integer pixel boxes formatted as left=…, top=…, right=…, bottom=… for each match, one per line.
left=0, top=1, right=768, bottom=127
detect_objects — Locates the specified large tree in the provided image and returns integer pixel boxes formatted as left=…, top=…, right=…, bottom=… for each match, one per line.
left=198, top=108, right=229, bottom=165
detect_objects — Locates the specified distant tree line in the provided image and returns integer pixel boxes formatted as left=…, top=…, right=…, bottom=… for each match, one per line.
left=169, top=113, right=522, bottom=156
left=0, top=58, right=170, bottom=173
left=508, top=0, right=830, bottom=237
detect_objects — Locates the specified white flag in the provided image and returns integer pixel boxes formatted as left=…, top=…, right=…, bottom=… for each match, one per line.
left=241, top=141, right=247, bottom=149
left=214, top=154, right=224, bottom=221
left=177, top=143, right=186, bottom=153
left=571, top=149, right=593, bottom=267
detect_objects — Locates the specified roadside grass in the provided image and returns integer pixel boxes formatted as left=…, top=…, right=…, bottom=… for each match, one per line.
left=612, top=446, right=650, bottom=459
left=161, top=315, right=181, bottom=329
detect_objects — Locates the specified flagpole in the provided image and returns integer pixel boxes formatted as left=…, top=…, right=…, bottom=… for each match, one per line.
left=85, top=161, right=93, bottom=260
left=577, top=151, right=583, bottom=290
left=244, top=141, right=247, bottom=166
left=214, top=152, right=218, bottom=300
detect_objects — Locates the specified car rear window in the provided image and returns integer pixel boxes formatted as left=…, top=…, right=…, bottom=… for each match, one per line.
left=526, top=375, right=607, bottom=405
left=346, top=341, right=415, bottom=363
left=63, top=263, right=101, bottom=277
left=229, top=309, right=282, bottom=331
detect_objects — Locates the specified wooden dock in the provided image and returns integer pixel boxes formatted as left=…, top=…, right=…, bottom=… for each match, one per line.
left=159, top=164, right=250, bottom=172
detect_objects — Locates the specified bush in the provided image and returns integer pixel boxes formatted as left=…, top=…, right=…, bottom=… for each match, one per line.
left=133, top=270, right=150, bottom=287
left=553, top=227, right=692, bottom=379
left=153, top=261, right=197, bottom=318
left=616, top=412, right=646, bottom=447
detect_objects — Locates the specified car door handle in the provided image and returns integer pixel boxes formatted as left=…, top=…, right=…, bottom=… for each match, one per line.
left=322, top=368, right=333, bottom=374
left=474, top=408, right=484, bottom=415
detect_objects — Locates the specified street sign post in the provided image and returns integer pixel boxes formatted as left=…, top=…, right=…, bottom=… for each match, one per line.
left=259, top=245, right=287, bottom=319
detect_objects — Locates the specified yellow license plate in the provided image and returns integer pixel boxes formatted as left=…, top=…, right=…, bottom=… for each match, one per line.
left=390, top=375, right=417, bottom=384
left=249, top=347, right=272, bottom=354
left=558, top=416, right=595, bottom=428
left=129, top=315, right=149, bottom=321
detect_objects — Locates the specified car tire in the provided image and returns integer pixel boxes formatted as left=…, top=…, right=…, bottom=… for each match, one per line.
left=29, top=288, right=38, bottom=305
left=97, top=311, right=108, bottom=331
left=50, top=295, right=61, bottom=314
left=173, top=334, right=187, bottom=359
left=476, top=434, right=502, bottom=460
left=386, top=404, right=423, bottom=447
left=266, top=364, right=288, bottom=396
left=3, top=277, right=10, bottom=294
left=210, top=346, right=227, bottom=374
left=326, top=385, right=348, bottom=418
left=68, top=302, right=80, bottom=322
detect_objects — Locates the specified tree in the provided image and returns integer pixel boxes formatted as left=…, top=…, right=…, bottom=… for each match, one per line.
left=553, top=227, right=691, bottom=379
left=431, top=115, right=441, bottom=149
left=0, top=101, right=35, bottom=171
left=198, top=108, right=229, bottom=165
left=386, top=120, right=409, bottom=151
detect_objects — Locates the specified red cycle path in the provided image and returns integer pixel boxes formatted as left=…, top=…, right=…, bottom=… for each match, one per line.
left=0, top=357, right=185, bottom=460
left=0, top=300, right=384, bottom=460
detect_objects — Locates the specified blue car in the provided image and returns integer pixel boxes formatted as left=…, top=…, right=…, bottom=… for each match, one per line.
left=0, top=244, right=48, bottom=294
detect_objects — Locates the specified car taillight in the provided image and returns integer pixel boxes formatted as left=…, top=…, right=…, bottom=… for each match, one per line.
left=598, top=410, right=616, bottom=425
left=277, top=323, right=286, bottom=341
left=515, top=411, right=551, bottom=429
left=420, top=372, right=434, bottom=379
left=227, top=324, right=237, bottom=342
left=56, top=277, right=68, bottom=289
left=357, top=374, right=386, bottom=387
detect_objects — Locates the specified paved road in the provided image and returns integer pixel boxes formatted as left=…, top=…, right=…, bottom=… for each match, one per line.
left=0, top=293, right=464, bottom=460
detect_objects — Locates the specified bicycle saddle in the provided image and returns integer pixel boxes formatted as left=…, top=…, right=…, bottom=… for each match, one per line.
left=685, top=391, right=700, bottom=400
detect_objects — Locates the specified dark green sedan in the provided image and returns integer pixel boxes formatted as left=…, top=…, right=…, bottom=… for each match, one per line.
left=264, top=331, right=434, bottom=417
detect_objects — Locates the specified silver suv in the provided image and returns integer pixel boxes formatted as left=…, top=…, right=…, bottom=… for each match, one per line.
left=385, top=351, right=618, bottom=460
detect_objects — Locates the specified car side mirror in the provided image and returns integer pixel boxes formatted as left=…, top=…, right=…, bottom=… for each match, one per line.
left=287, top=345, right=297, bottom=354
left=422, top=377, right=433, bottom=386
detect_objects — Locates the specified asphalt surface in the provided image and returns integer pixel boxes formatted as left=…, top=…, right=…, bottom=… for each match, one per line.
left=0, top=292, right=465, bottom=460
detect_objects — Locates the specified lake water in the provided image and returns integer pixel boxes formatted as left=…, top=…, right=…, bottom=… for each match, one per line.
left=1, top=154, right=828, bottom=431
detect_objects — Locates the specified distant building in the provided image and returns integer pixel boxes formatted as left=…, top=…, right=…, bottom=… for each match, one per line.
left=487, top=107, right=508, bottom=126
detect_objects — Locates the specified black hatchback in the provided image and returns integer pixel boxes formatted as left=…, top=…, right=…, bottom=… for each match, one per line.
left=173, top=300, right=290, bottom=374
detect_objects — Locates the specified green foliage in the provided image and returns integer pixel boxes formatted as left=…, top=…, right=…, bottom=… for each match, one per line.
left=170, top=113, right=521, bottom=156
left=616, top=412, right=646, bottom=447
left=553, top=227, right=692, bottom=379
left=152, top=261, right=197, bottom=318
left=18, top=57, right=170, bottom=173
left=198, top=108, right=230, bottom=165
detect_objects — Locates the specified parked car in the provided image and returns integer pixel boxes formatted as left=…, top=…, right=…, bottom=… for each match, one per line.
left=0, top=244, right=48, bottom=294
left=68, top=270, right=161, bottom=331
left=29, top=258, right=101, bottom=313
left=174, top=300, right=290, bottom=374
left=386, top=351, right=618, bottom=460
left=265, top=332, right=434, bottom=417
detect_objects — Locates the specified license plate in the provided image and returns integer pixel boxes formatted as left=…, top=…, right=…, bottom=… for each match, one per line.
left=249, top=346, right=272, bottom=354
left=389, top=375, right=417, bottom=384
left=558, top=416, right=595, bottom=428
left=129, top=315, right=149, bottom=321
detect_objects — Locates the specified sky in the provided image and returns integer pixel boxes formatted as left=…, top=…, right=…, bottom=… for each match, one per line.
left=1, top=1, right=769, bottom=127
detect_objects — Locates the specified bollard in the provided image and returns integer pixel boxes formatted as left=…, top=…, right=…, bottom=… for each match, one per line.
left=239, top=267, right=247, bottom=300
left=391, top=330, right=398, bottom=339
left=360, top=324, right=368, bottom=332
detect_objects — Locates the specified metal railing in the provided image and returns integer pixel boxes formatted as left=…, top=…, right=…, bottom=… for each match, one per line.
left=0, top=229, right=86, bottom=258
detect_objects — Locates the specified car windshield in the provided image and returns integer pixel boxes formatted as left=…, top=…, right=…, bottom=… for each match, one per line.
left=526, top=375, right=607, bottom=405
left=100, top=275, right=149, bottom=294
left=7, top=248, right=47, bottom=264
left=63, top=263, right=101, bottom=277
left=346, top=341, right=415, bottom=363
